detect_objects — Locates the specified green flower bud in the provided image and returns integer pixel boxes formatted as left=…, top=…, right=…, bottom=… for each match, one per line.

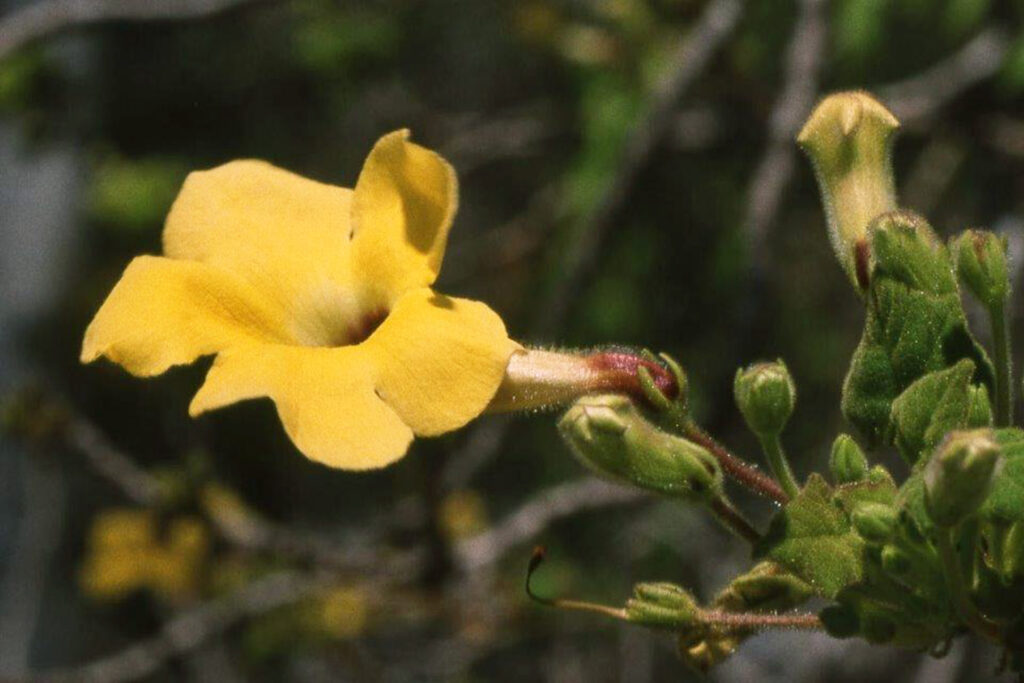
left=851, top=502, right=896, bottom=543
left=869, top=211, right=955, bottom=295
left=626, top=582, right=700, bottom=630
left=558, top=395, right=723, bottom=501
left=830, top=434, right=868, bottom=484
left=734, top=360, right=795, bottom=438
left=798, top=91, right=899, bottom=290
left=952, top=229, right=1010, bottom=311
left=714, top=562, right=814, bottom=612
left=924, top=429, right=1003, bottom=527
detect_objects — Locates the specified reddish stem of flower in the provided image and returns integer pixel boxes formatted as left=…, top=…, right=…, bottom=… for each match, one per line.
left=683, top=423, right=789, bottom=505
left=586, top=352, right=679, bottom=404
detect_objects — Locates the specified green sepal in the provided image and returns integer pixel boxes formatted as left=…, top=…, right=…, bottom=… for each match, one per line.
left=558, top=395, right=723, bottom=501
left=979, top=428, right=1024, bottom=523
left=755, top=474, right=865, bottom=598
left=842, top=211, right=994, bottom=446
left=889, top=359, right=977, bottom=465
left=625, top=582, right=700, bottom=630
left=851, top=503, right=897, bottom=544
left=830, top=434, right=869, bottom=484
left=677, top=562, right=813, bottom=674
left=711, top=561, right=814, bottom=613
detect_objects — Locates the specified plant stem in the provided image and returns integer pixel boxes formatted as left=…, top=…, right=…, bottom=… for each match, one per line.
left=991, top=301, right=1013, bottom=426
left=700, top=609, right=822, bottom=631
left=682, top=420, right=789, bottom=505
left=936, top=527, right=1002, bottom=642
left=757, top=434, right=801, bottom=500
left=709, top=497, right=761, bottom=545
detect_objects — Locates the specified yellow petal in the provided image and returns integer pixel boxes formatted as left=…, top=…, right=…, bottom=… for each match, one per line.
left=350, top=130, right=458, bottom=306
left=163, top=160, right=365, bottom=347
left=364, top=288, right=518, bottom=436
left=81, top=256, right=287, bottom=377
left=189, top=343, right=413, bottom=470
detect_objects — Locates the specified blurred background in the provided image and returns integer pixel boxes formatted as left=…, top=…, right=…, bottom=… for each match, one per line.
left=1, top=0, right=1024, bottom=680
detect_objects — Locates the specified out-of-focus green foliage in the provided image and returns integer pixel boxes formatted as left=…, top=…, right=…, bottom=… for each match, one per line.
left=4, top=0, right=1024, bottom=679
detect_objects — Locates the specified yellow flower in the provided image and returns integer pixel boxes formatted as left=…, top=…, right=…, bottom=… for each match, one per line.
left=81, top=131, right=519, bottom=469
left=79, top=508, right=208, bottom=602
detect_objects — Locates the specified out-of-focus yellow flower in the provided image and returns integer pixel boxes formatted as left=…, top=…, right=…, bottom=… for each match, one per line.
left=81, top=131, right=519, bottom=469
left=438, top=489, right=489, bottom=541
left=315, top=586, right=369, bottom=640
left=79, top=508, right=209, bottom=602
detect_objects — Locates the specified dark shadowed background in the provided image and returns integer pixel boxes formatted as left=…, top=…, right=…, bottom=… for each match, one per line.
left=2, top=0, right=1024, bottom=680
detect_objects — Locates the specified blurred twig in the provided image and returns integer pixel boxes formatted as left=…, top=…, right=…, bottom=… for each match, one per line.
left=60, top=408, right=424, bottom=577
left=455, top=477, right=644, bottom=572
left=742, top=0, right=827, bottom=261
left=64, top=415, right=161, bottom=505
left=61, top=402, right=642, bottom=579
left=0, top=0, right=272, bottom=60
left=27, top=570, right=331, bottom=683
left=442, top=0, right=746, bottom=493
left=879, top=27, right=1010, bottom=124
left=532, top=0, right=744, bottom=338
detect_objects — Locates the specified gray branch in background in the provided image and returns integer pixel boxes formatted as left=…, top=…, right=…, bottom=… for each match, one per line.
left=879, top=27, right=1010, bottom=124
left=742, top=0, right=827, bottom=261
left=61, top=409, right=424, bottom=578
left=442, top=0, right=746, bottom=493
left=28, top=407, right=649, bottom=681
left=28, top=571, right=331, bottom=683
left=61, top=403, right=643, bottom=577
left=455, top=477, right=645, bottom=573
left=0, top=0, right=272, bottom=60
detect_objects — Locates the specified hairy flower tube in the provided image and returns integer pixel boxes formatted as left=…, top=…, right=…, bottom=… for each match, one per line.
left=81, top=131, right=520, bottom=469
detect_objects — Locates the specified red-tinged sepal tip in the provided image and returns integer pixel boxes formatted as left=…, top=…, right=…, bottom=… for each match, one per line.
left=488, top=347, right=685, bottom=414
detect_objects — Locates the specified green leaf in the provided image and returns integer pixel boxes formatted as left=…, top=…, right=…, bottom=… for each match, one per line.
left=979, top=428, right=1024, bottom=523
left=833, top=470, right=897, bottom=515
left=755, top=474, right=865, bottom=598
left=842, top=214, right=993, bottom=446
left=890, top=359, right=976, bottom=465
left=831, top=560, right=953, bottom=648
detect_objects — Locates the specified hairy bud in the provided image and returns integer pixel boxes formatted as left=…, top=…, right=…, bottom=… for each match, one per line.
left=558, top=395, right=722, bottom=501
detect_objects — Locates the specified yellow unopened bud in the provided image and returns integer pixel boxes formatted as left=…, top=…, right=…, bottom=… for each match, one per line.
left=798, top=91, right=899, bottom=290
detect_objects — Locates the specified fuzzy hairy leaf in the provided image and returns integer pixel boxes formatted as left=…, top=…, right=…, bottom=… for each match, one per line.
left=980, top=428, right=1024, bottom=523
left=755, top=475, right=865, bottom=598
left=842, top=214, right=993, bottom=446
left=889, top=359, right=976, bottom=465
